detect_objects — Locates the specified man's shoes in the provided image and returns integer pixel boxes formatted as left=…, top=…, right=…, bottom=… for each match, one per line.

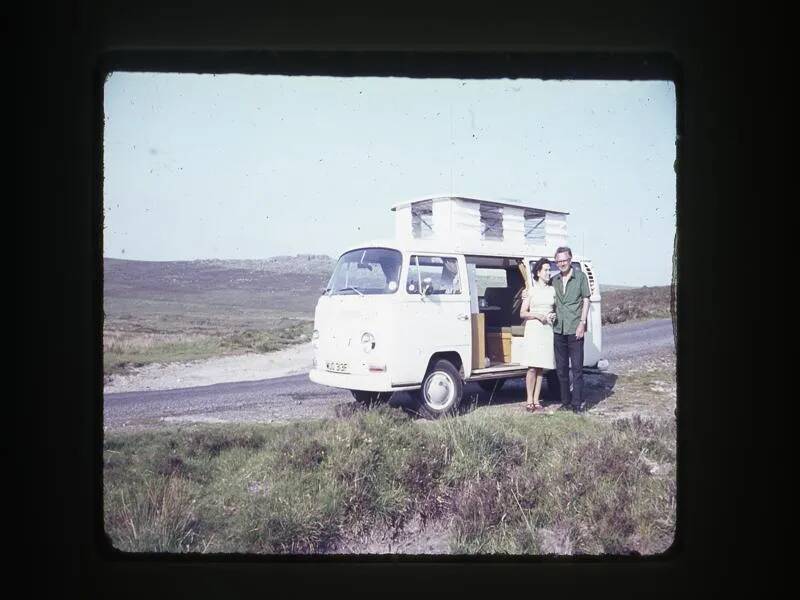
left=558, top=403, right=574, bottom=412
left=573, top=402, right=587, bottom=413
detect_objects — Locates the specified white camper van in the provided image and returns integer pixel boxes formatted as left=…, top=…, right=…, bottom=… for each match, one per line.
left=309, top=196, right=603, bottom=418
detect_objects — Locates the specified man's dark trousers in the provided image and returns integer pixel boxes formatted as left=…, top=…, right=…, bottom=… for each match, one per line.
left=554, top=333, right=584, bottom=407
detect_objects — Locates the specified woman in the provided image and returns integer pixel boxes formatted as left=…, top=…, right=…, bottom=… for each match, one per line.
left=519, top=257, right=556, bottom=412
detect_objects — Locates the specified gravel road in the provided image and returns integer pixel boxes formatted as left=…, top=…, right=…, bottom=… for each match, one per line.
left=104, top=318, right=675, bottom=430
left=600, top=317, right=674, bottom=362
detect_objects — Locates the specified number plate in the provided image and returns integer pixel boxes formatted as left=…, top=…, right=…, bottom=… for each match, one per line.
left=326, top=361, right=349, bottom=373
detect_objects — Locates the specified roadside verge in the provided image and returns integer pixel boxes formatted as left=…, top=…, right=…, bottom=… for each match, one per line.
left=104, top=342, right=314, bottom=394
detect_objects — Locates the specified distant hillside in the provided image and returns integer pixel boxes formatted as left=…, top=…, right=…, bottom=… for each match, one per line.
left=601, top=285, right=672, bottom=324
left=104, top=257, right=670, bottom=324
left=104, top=256, right=335, bottom=312
left=103, top=256, right=338, bottom=375
left=105, top=255, right=335, bottom=281
left=195, top=255, right=336, bottom=275
left=600, top=284, right=638, bottom=293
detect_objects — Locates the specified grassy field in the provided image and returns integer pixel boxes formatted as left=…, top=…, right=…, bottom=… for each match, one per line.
left=104, top=408, right=675, bottom=555
left=103, top=257, right=330, bottom=377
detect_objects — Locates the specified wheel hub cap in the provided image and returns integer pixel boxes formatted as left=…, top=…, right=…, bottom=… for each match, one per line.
left=426, top=373, right=454, bottom=409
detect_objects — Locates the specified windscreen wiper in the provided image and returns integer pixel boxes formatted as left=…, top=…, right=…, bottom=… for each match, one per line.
left=335, top=286, right=364, bottom=296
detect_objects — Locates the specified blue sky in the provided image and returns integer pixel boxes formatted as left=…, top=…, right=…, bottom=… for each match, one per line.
left=103, top=73, right=676, bottom=286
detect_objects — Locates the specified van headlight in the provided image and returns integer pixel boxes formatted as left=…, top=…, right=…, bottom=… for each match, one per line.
left=361, top=332, right=375, bottom=353
left=312, top=330, right=320, bottom=349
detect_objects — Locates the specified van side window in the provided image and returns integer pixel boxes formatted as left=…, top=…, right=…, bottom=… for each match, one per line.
left=480, top=204, right=503, bottom=240
left=407, top=256, right=461, bottom=295
left=411, top=200, right=434, bottom=239
left=524, top=209, right=546, bottom=245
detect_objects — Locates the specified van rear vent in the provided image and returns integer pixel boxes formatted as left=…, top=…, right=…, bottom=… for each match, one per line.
left=584, top=264, right=598, bottom=295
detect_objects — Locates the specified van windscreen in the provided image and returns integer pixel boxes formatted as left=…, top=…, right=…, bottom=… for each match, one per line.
left=326, top=248, right=402, bottom=295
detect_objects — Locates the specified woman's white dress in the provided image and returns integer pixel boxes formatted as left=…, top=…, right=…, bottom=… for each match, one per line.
left=522, top=284, right=555, bottom=369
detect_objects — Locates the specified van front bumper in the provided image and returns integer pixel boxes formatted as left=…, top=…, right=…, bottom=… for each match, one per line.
left=308, top=368, right=419, bottom=392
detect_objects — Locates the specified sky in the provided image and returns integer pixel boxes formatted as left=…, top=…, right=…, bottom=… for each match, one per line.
left=103, top=73, right=676, bottom=286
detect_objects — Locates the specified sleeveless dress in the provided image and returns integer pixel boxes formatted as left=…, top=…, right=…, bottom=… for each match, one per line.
left=521, top=284, right=555, bottom=369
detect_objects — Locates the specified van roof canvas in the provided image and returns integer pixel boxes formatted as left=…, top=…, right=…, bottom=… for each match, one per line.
left=390, top=195, right=569, bottom=215
left=390, top=195, right=571, bottom=257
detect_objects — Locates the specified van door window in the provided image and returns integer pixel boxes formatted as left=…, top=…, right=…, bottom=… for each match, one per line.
left=407, top=256, right=462, bottom=295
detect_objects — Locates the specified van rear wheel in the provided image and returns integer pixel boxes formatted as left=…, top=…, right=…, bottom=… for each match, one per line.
left=417, top=359, right=464, bottom=419
left=350, top=390, right=393, bottom=406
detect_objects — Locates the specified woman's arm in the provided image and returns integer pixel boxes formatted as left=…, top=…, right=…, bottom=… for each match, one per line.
left=520, top=296, right=531, bottom=320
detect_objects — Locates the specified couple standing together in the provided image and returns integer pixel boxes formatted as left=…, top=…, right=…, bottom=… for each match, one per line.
left=520, top=246, right=591, bottom=413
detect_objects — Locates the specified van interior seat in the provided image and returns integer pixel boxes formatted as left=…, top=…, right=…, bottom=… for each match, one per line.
left=483, top=286, right=525, bottom=336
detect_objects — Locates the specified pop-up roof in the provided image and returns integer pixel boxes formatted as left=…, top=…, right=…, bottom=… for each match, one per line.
left=391, top=196, right=569, bottom=255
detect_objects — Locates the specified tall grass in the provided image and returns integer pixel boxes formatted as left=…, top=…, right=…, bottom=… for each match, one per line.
left=104, top=408, right=676, bottom=555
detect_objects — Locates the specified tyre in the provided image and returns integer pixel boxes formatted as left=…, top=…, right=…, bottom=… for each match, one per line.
left=477, top=378, right=506, bottom=393
left=416, top=359, right=464, bottom=419
left=350, top=390, right=393, bottom=406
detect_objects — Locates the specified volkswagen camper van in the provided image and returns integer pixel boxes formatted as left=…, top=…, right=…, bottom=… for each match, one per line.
left=308, top=196, right=604, bottom=418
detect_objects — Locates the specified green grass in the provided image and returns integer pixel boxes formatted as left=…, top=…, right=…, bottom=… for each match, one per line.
left=104, top=408, right=676, bottom=555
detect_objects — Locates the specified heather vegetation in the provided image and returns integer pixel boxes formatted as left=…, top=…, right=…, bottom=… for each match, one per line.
left=104, top=408, right=675, bottom=555
left=601, top=285, right=671, bottom=325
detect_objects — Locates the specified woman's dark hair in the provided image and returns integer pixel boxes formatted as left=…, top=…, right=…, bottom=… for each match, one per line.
left=531, top=257, right=552, bottom=284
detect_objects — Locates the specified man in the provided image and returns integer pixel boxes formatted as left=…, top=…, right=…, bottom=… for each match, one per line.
left=440, top=257, right=461, bottom=294
left=551, top=246, right=591, bottom=412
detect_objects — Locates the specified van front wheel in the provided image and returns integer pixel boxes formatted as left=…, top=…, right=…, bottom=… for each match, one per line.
left=350, top=390, right=393, bottom=406
left=417, top=359, right=464, bottom=419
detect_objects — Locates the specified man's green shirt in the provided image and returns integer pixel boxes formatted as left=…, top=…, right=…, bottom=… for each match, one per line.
left=552, top=269, right=591, bottom=335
